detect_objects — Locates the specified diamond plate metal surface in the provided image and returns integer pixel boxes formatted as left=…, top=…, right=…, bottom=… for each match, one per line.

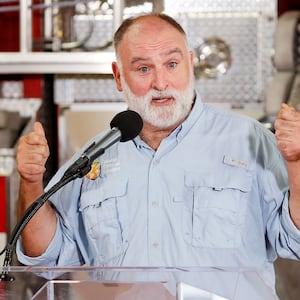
left=164, top=0, right=276, bottom=14
left=55, top=0, right=277, bottom=108
left=178, top=12, right=275, bottom=104
left=165, top=0, right=277, bottom=105
left=54, top=74, right=122, bottom=104
left=73, top=15, right=114, bottom=51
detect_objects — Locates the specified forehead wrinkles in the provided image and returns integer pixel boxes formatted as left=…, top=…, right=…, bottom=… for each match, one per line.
left=130, top=46, right=184, bottom=65
left=121, top=33, right=187, bottom=65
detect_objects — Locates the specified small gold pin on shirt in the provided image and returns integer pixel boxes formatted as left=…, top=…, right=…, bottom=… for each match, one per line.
left=85, top=161, right=101, bottom=180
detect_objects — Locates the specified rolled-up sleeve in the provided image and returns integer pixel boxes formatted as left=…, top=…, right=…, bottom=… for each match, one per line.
left=281, top=194, right=300, bottom=245
left=16, top=220, right=63, bottom=266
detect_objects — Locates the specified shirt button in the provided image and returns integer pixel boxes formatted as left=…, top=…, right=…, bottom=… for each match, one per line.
left=151, top=201, right=159, bottom=207
left=152, top=242, right=159, bottom=248
left=153, top=159, right=160, bottom=166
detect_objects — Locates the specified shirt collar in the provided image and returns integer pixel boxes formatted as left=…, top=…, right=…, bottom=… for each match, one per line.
left=175, top=90, right=204, bottom=141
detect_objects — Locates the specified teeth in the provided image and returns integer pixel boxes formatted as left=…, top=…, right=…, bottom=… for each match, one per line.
left=153, top=97, right=171, bottom=102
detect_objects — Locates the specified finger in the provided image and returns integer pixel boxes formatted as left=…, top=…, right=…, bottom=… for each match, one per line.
left=280, top=103, right=290, bottom=110
left=34, top=121, right=46, bottom=137
left=18, top=162, right=46, bottom=176
left=277, top=140, right=300, bottom=161
left=274, top=119, right=294, bottom=136
left=280, top=103, right=295, bottom=111
left=277, top=104, right=298, bottom=121
left=276, top=133, right=294, bottom=144
left=24, top=123, right=48, bottom=147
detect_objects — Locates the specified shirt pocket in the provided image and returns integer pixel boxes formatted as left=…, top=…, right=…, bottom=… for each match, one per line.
left=79, top=177, right=129, bottom=264
left=180, top=170, right=252, bottom=249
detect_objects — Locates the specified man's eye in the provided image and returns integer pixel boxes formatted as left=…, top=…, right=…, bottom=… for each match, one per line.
left=168, top=61, right=178, bottom=68
left=139, top=66, right=149, bottom=73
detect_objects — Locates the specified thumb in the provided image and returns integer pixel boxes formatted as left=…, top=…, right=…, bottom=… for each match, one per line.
left=33, top=121, right=46, bottom=137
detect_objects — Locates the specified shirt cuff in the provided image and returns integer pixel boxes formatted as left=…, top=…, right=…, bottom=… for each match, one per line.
left=16, top=223, right=62, bottom=266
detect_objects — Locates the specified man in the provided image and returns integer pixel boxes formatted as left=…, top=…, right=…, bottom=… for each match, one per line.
left=16, top=13, right=300, bottom=298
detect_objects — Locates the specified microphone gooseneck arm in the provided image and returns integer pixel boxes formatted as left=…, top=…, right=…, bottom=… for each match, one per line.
left=0, top=159, right=93, bottom=282
left=61, top=127, right=121, bottom=180
left=0, top=110, right=143, bottom=281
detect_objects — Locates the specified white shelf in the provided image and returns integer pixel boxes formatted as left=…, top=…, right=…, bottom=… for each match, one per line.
left=0, top=52, right=115, bottom=74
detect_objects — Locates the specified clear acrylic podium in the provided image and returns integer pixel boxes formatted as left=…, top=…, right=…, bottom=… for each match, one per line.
left=0, top=266, right=279, bottom=300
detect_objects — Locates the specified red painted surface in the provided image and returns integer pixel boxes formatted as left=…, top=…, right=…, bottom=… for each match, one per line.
left=23, top=75, right=43, bottom=98
left=279, top=0, right=300, bottom=15
left=0, top=3, right=19, bottom=52
left=0, top=0, right=43, bottom=97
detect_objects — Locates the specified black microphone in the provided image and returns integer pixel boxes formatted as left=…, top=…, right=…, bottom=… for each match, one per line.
left=62, top=110, right=143, bottom=178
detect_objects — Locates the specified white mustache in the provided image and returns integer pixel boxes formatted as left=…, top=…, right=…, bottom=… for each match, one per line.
left=145, top=89, right=179, bottom=101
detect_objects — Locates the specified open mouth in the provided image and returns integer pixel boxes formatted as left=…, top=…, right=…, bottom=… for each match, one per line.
left=151, top=96, right=174, bottom=106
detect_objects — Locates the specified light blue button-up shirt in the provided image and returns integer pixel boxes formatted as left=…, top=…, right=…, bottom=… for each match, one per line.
left=17, top=92, right=300, bottom=299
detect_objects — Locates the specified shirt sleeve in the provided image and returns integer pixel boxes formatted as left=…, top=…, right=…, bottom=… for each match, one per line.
left=281, top=194, right=300, bottom=243
left=16, top=209, right=85, bottom=267
left=16, top=221, right=63, bottom=266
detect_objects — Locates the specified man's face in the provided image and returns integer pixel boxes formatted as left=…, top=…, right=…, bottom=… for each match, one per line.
left=120, top=73, right=195, bottom=129
left=113, top=16, right=195, bottom=129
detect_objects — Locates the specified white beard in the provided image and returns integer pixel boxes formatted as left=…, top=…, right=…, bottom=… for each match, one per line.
left=120, top=76, right=195, bottom=129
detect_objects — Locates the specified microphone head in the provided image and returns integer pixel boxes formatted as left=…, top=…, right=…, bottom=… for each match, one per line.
left=110, top=110, right=143, bottom=142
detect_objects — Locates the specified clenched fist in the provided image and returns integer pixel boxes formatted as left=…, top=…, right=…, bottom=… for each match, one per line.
left=274, top=103, right=300, bottom=162
left=16, top=122, right=50, bottom=183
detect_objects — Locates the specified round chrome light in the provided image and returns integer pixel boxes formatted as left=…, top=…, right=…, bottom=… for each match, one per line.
left=194, top=37, right=232, bottom=78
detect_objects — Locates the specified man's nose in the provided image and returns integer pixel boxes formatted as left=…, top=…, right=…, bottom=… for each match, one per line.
left=151, top=68, right=168, bottom=91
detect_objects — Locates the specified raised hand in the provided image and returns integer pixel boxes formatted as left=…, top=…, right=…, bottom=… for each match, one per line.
left=16, top=122, right=50, bottom=183
left=274, top=103, right=300, bottom=162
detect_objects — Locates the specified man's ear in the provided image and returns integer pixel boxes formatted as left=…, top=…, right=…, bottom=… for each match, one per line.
left=112, top=62, right=123, bottom=92
left=189, top=50, right=194, bottom=67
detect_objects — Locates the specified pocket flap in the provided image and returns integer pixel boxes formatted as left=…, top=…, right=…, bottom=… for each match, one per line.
left=80, top=176, right=128, bottom=210
left=184, top=169, right=252, bottom=192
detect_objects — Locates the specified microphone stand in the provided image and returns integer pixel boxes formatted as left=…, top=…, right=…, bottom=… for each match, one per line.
left=0, top=109, right=142, bottom=281
left=0, top=156, right=92, bottom=281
